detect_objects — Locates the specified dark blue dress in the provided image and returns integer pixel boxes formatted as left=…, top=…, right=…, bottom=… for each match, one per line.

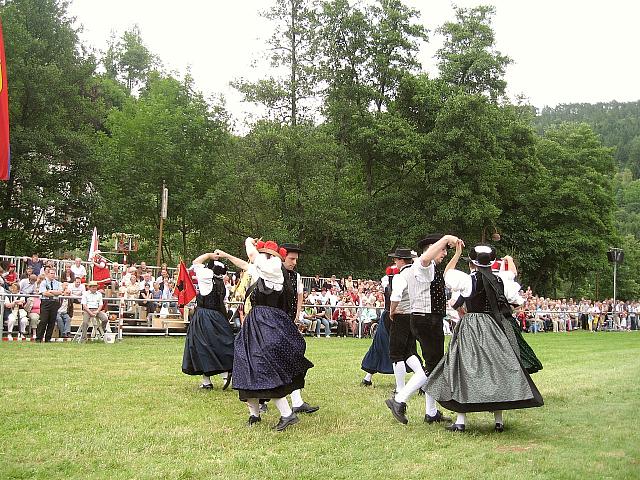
left=182, top=277, right=234, bottom=377
left=361, top=310, right=394, bottom=374
left=232, top=278, right=314, bottom=401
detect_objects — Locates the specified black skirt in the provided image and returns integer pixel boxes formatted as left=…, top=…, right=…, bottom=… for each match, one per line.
left=232, top=305, right=314, bottom=401
left=182, top=307, right=234, bottom=377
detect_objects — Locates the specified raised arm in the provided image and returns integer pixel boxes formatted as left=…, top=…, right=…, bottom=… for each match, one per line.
left=420, top=235, right=461, bottom=267
left=444, top=239, right=464, bottom=276
left=214, top=249, right=250, bottom=272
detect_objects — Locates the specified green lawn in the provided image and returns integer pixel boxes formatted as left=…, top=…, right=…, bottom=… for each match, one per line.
left=1, top=331, right=638, bottom=479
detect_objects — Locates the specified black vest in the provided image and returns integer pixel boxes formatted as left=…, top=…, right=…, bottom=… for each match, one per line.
left=196, top=277, right=227, bottom=318
left=383, top=274, right=394, bottom=312
left=430, top=268, right=446, bottom=316
left=282, top=267, right=298, bottom=320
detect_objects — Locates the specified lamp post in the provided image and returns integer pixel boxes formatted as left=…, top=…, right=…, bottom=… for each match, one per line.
left=607, top=247, right=624, bottom=330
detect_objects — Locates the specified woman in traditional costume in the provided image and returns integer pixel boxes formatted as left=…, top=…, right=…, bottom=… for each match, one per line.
left=218, top=237, right=314, bottom=431
left=360, top=266, right=397, bottom=386
left=425, top=245, right=544, bottom=432
left=181, top=253, right=234, bottom=390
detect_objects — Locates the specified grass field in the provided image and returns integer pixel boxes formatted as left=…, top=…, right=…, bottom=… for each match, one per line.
left=1, top=331, right=638, bottom=480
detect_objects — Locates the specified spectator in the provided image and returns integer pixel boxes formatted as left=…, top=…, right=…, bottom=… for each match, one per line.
left=310, top=274, right=321, bottom=292
left=56, top=282, right=73, bottom=338
left=61, top=263, right=76, bottom=283
left=139, top=283, right=153, bottom=323
left=70, top=277, right=86, bottom=302
left=19, top=274, right=37, bottom=295
left=26, top=253, right=44, bottom=276
left=358, top=302, right=378, bottom=337
left=19, top=265, right=34, bottom=280
left=4, top=263, right=18, bottom=284
left=5, top=282, right=28, bottom=340
left=313, top=299, right=332, bottom=338
left=80, top=281, right=108, bottom=341
left=70, top=257, right=87, bottom=280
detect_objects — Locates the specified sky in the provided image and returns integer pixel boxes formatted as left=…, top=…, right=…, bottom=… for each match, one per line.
left=67, top=0, right=640, bottom=128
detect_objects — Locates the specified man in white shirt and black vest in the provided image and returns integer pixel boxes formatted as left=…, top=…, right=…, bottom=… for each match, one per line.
left=386, top=248, right=419, bottom=394
left=386, top=234, right=460, bottom=425
left=280, top=243, right=319, bottom=415
left=36, top=267, right=64, bottom=342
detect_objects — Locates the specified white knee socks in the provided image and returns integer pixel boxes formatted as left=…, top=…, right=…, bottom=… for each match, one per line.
left=395, top=356, right=427, bottom=403
left=494, top=410, right=503, bottom=425
left=393, top=361, right=407, bottom=391
left=456, top=413, right=466, bottom=425
left=247, top=398, right=260, bottom=417
left=363, top=373, right=373, bottom=382
left=290, top=389, right=304, bottom=408
left=201, top=375, right=212, bottom=385
left=425, top=392, right=437, bottom=417
left=273, top=397, right=293, bottom=417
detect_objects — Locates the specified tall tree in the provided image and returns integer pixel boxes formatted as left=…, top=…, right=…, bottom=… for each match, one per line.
left=103, top=25, right=156, bottom=93
left=0, top=0, right=102, bottom=255
left=436, top=5, right=512, bottom=102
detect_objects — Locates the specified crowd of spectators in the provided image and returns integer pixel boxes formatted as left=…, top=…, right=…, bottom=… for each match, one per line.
left=3, top=254, right=639, bottom=338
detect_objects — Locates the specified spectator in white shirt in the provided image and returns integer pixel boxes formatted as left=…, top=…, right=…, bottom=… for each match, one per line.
left=70, top=257, right=87, bottom=280
left=80, top=281, right=108, bottom=340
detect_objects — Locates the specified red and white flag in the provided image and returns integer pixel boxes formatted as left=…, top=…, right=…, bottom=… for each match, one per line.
left=88, top=227, right=99, bottom=261
left=0, top=19, right=10, bottom=181
left=174, top=260, right=197, bottom=308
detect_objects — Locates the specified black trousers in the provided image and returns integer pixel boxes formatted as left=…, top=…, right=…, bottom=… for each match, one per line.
left=389, top=313, right=417, bottom=363
left=36, top=299, right=60, bottom=342
left=410, top=312, right=445, bottom=375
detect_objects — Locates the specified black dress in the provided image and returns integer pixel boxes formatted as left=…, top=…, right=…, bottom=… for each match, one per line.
left=181, top=277, right=234, bottom=377
left=232, top=277, right=314, bottom=401
left=425, top=268, right=544, bottom=413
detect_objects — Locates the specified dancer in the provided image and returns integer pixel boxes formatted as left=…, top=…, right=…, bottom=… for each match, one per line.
left=385, top=234, right=460, bottom=425
left=360, top=265, right=398, bottom=386
left=426, top=245, right=544, bottom=432
left=182, top=253, right=234, bottom=390
left=280, top=243, right=320, bottom=415
left=223, top=237, right=314, bottom=431
left=386, top=248, right=420, bottom=395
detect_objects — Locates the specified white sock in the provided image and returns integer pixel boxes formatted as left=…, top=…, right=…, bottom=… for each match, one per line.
left=247, top=398, right=260, bottom=417
left=456, top=413, right=466, bottom=425
left=221, top=372, right=228, bottom=380
left=364, top=373, right=373, bottom=382
left=425, top=392, right=437, bottom=417
left=395, top=356, right=427, bottom=403
left=273, top=397, right=293, bottom=417
left=290, top=389, right=304, bottom=408
left=494, top=410, right=503, bottom=425
left=392, top=361, right=407, bottom=391
left=201, top=375, right=212, bottom=385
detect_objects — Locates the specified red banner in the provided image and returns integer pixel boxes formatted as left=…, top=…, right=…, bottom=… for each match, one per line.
left=0, top=20, right=10, bottom=181
left=174, top=260, right=197, bottom=308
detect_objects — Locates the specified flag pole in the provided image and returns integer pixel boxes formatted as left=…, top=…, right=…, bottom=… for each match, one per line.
left=156, top=181, right=168, bottom=267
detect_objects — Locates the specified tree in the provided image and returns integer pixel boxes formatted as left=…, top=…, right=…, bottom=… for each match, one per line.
left=0, top=0, right=102, bottom=255
left=103, top=25, right=156, bottom=93
left=436, top=5, right=512, bottom=102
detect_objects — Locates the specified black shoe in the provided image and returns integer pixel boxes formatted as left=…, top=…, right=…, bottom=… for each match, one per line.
left=385, top=398, right=408, bottom=424
left=361, top=379, right=373, bottom=387
left=222, top=372, right=232, bottom=391
left=445, top=423, right=465, bottom=432
left=274, top=413, right=299, bottom=431
left=199, top=383, right=213, bottom=390
left=424, top=410, right=452, bottom=424
left=247, top=415, right=261, bottom=426
left=494, top=423, right=504, bottom=432
left=417, top=387, right=425, bottom=396
left=292, top=402, right=320, bottom=414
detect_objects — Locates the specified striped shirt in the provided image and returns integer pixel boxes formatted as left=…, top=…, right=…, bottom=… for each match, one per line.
left=397, top=260, right=439, bottom=314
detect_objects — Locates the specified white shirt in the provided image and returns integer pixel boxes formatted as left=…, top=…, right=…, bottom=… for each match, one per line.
left=70, top=264, right=87, bottom=278
left=19, top=278, right=36, bottom=295
left=82, top=290, right=103, bottom=310
left=191, top=263, right=214, bottom=296
left=70, top=283, right=86, bottom=298
left=247, top=253, right=283, bottom=291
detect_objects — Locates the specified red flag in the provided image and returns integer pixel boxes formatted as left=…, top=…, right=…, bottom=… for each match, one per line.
left=0, top=20, right=10, bottom=181
left=174, top=260, right=196, bottom=308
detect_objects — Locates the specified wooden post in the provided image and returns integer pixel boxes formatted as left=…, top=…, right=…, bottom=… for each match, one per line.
left=156, top=181, right=168, bottom=266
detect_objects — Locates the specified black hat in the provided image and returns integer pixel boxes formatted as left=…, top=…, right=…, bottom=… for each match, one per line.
left=388, top=248, right=417, bottom=260
left=206, top=260, right=228, bottom=277
left=469, top=245, right=496, bottom=268
left=417, top=233, right=444, bottom=252
left=280, top=243, right=304, bottom=254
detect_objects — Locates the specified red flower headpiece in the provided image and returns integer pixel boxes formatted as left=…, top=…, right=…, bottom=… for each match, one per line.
left=257, top=240, right=286, bottom=260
